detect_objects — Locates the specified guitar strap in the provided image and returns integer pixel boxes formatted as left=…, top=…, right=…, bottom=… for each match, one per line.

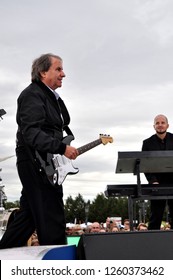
left=63, top=125, right=74, bottom=138
left=42, top=89, right=74, bottom=139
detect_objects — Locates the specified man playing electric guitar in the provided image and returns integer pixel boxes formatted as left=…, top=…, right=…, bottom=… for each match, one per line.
left=0, top=54, right=113, bottom=250
left=0, top=53, right=78, bottom=249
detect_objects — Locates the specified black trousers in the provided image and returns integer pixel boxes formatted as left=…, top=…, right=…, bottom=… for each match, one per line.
left=148, top=199, right=173, bottom=230
left=0, top=159, right=66, bottom=249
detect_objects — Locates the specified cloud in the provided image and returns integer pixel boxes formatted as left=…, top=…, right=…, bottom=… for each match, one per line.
left=134, top=0, right=173, bottom=46
left=1, top=0, right=173, bottom=202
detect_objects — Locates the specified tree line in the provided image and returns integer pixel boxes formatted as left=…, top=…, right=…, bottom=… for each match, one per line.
left=4, top=192, right=156, bottom=225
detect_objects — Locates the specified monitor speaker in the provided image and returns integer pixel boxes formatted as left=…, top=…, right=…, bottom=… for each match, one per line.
left=77, top=230, right=173, bottom=260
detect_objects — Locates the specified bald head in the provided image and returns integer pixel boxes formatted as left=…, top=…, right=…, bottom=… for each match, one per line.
left=154, top=114, right=168, bottom=125
left=153, top=114, right=169, bottom=138
left=90, top=222, right=101, bottom=233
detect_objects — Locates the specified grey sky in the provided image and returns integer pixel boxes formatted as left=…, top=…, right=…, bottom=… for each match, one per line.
left=1, top=0, right=173, bottom=202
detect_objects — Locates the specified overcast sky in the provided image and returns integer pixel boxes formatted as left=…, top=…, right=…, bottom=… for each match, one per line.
left=1, top=0, right=173, bottom=202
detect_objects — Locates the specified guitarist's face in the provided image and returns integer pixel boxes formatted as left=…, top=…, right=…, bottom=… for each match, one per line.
left=41, top=57, right=66, bottom=90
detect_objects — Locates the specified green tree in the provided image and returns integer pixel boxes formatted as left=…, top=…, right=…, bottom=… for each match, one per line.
left=5, top=194, right=153, bottom=225
left=64, top=193, right=86, bottom=223
left=88, top=194, right=129, bottom=223
left=4, top=200, right=20, bottom=209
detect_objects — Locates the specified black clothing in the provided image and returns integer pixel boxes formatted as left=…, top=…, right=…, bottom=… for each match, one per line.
left=16, top=81, right=70, bottom=161
left=0, top=81, right=71, bottom=249
left=142, top=132, right=173, bottom=229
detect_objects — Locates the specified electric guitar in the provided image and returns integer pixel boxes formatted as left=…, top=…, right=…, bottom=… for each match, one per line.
left=35, top=134, right=113, bottom=186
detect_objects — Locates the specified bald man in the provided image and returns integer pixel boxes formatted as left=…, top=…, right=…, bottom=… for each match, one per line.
left=142, top=114, right=173, bottom=230
left=90, top=222, right=101, bottom=233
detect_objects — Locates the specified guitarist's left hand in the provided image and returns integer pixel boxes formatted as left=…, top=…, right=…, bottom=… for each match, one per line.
left=64, top=145, right=79, bottom=160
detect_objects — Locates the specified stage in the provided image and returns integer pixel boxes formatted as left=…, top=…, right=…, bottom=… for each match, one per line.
left=0, top=244, right=77, bottom=260
left=1, top=231, right=173, bottom=260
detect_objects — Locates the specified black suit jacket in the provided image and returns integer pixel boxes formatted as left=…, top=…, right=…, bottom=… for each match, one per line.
left=16, top=81, right=71, bottom=161
left=142, top=132, right=173, bottom=184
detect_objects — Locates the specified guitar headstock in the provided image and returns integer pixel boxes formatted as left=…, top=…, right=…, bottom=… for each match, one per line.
left=100, top=134, right=113, bottom=145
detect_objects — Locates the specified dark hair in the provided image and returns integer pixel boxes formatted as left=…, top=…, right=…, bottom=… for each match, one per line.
left=31, top=53, right=62, bottom=82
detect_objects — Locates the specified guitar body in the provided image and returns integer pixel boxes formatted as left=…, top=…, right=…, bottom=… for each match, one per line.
left=36, top=135, right=79, bottom=186
left=35, top=134, right=113, bottom=187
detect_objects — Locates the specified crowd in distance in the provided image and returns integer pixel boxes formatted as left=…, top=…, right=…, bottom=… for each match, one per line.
left=65, top=217, right=171, bottom=236
left=30, top=217, right=171, bottom=246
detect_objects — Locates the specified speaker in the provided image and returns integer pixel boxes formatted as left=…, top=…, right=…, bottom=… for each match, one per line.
left=77, top=230, right=173, bottom=260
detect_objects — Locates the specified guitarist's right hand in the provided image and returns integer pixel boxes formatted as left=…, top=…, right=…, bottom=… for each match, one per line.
left=64, top=145, right=79, bottom=160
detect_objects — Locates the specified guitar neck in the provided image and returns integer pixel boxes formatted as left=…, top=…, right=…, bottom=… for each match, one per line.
left=77, top=138, right=102, bottom=155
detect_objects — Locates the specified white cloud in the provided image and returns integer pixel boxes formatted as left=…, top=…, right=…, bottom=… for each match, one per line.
left=1, top=0, right=173, bottom=202
left=134, top=0, right=173, bottom=46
